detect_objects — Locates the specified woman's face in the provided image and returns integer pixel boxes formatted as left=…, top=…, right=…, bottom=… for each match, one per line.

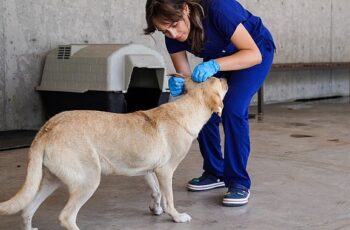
left=152, top=4, right=191, bottom=42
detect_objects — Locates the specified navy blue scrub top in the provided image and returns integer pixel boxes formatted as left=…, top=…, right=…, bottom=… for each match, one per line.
left=165, top=0, right=275, bottom=61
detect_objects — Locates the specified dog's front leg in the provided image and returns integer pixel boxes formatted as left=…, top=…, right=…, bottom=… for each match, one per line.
left=155, top=168, right=191, bottom=223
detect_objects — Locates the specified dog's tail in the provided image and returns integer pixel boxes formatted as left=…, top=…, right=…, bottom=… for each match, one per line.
left=0, top=138, right=45, bottom=215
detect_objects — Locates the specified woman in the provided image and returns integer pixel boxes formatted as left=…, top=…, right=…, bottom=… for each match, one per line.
left=144, top=0, right=275, bottom=207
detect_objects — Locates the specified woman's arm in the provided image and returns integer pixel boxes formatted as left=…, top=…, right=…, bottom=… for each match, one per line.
left=216, top=23, right=262, bottom=71
left=169, top=51, right=192, bottom=76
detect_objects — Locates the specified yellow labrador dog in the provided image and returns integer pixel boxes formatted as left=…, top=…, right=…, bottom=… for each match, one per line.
left=0, top=75, right=228, bottom=230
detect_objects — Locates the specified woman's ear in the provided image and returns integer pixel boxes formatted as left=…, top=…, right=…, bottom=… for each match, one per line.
left=207, top=92, right=224, bottom=116
left=183, top=3, right=190, bottom=16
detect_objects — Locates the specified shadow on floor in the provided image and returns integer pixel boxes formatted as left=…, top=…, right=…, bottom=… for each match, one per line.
left=0, top=130, right=37, bottom=151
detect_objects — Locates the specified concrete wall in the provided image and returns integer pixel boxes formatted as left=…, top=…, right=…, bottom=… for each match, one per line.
left=0, top=0, right=5, bottom=130
left=251, top=0, right=350, bottom=103
left=0, top=0, right=349, bottom=130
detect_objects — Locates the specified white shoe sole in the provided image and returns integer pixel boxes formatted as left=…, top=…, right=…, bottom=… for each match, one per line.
left=222, top=192, right=250, bottom=206
left=187, top=181, right=225, bottom=191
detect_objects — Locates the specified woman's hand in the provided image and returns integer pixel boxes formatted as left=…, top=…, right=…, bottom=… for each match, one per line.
left=168, top=76, right=185, bottom=96
left=192, top=59, right=220, bottom=82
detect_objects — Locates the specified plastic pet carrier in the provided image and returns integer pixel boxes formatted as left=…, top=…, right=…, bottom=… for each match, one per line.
left=36, top=44, right=169, bottom=117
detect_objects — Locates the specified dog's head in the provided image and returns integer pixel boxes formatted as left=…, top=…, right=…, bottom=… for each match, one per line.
left=168, top=73, right=228, bottom=116
left=200, top=77, right=228, bottom=116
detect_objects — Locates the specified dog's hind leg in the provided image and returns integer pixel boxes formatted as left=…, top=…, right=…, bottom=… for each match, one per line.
left=58, top=167, right=101, bottom=230
left=145, top=173, right=163, bottom=215
left=155, top=167, right=191, bottom=223
left=22, top=169, right=60, bottom=230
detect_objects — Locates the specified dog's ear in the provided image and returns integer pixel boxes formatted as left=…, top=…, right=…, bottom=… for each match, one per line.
left=207, top=91, right=224, bottom=116
left=167, top=73, right=197, bottom=92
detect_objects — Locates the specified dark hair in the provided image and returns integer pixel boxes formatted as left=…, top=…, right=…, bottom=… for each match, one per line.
left=144, top=0, right=204, bottom=54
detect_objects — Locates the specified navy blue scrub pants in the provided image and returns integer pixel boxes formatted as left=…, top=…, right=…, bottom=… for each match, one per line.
left=197, top=40, right=275, bottom=189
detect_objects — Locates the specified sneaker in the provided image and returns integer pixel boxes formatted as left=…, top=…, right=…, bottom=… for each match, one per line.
left=187, top=173, right=225, bottom=192
left=222, top=187, right=250, bottom=207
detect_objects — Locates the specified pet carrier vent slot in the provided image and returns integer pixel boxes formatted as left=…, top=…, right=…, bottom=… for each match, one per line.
left=57, top=46, right=71, bottom=59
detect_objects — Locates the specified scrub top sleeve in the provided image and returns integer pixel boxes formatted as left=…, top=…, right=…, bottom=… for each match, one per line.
left=209, top=0, right=247, bottom=40
left=165, top=37, right=187, bottom=54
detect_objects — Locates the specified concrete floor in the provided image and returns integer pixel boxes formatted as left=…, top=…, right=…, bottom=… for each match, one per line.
left=0, top=99, right=350, bottom=230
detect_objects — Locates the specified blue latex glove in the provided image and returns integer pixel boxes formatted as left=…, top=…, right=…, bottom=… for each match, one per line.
left=168, top=76, right=185, bottom=97
left=192, top=59, right=220, bottom=82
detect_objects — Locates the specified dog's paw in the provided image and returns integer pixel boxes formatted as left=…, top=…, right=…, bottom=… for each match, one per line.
left=150, top=206, right=163, bottom=216
left=173, top=212, right=192, bottom=223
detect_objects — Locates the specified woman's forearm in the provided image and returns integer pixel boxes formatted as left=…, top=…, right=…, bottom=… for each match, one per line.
left=170, top=51, right=192, bottom=76
left=215, top=49, right=262, bottom=72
